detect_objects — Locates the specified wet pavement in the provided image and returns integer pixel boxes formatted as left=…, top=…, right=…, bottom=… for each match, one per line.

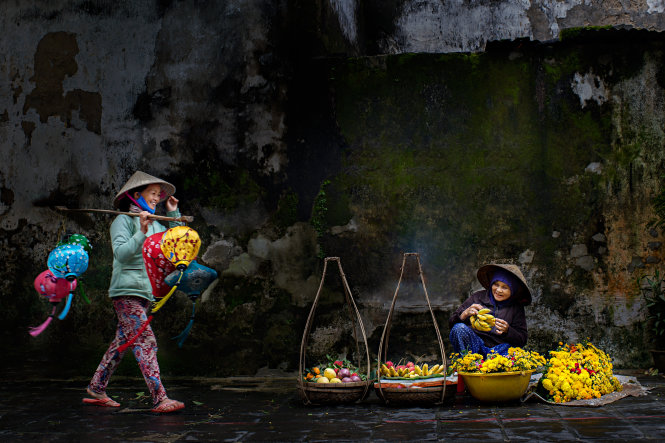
left=1, top=371, right=664, bottom=442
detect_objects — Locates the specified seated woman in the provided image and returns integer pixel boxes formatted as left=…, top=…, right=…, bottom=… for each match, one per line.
left=449, top=264, right=532, bottom=357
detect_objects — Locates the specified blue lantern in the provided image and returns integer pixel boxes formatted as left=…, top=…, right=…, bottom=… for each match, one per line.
left=47, top=243, right=89, bottom=281
left=165, top=260, right=218, bottom=347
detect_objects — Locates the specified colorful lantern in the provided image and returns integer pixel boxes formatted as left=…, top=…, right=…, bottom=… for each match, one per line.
left=165, top=260, right=218, bottom=347
left=160, top=226, right=200, bottom=269
left=47, top=243, right=89, bottom=280
left=29, top=270, right=78, bottom=336
left=143, top=231, right=176, bottom=299
left=31, top=234, right=92, bottom=337
left=58, top=233, right=92, bottom=254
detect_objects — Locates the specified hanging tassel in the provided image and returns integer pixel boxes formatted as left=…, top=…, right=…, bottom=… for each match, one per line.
left=172, top=300, right=197, bottom=348
left=78, top=281, right=90, bottom=304
left=151, top=271, right=184, bottom=313
left=117, top=314, right=154, bottom=353
left=57, top=292, right=74, bottom=320
left=29, top=306, right=57, bottom=337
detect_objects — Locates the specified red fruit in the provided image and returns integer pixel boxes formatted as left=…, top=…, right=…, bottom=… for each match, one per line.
left=406, top=362, right=414, bottom=367
left=385, top=361, right=394, bottom=368
left=351, top=372, right=358, bottom=377
left=397, top=365, right=406, bottom=370
left=334, top=360, right=343, bottom=367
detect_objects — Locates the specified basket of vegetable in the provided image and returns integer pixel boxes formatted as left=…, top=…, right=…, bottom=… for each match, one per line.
left=298, top=257, right=371, bottom=405
left=375, top=253, right=453, bottom=405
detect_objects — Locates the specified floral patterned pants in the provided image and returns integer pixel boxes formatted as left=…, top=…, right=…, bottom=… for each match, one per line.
left=88, top=296, right=167, bottom=406
left=449, top=323, right=510, bottom=357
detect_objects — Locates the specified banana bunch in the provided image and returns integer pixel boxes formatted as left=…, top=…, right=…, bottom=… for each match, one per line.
left=380, top=361, right=446, bottom=378
left=470, top=308, right=495, bottom=332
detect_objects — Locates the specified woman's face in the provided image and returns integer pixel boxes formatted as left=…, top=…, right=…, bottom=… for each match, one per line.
left=135, top=184, right=162, bottom=210
left=491, top=280, right=512, bottom=302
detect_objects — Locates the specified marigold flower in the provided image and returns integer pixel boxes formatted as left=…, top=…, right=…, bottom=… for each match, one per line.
left=537, top=341, right=621, bottom=403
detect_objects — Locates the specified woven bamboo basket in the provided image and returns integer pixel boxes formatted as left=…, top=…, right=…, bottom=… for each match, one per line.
left=375, top=253, right=451, bottom=406
left=374, top=383, right=456, bottom=405
left=297, top=257, right=371, bottom=405
left=298, top=381, right=370, bottom=405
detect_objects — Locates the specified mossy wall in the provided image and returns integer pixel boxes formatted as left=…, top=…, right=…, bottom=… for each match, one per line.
left=293, top=29, right=665, bottom=369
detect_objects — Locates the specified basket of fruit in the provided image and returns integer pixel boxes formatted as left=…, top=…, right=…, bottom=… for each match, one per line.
left=300, top=357, right=369, bottom=404
left=375, top=360, right=456, bottom=405
left=375, top=253, right=452, bottom=405
left=298, top=257, right=371, bottom=405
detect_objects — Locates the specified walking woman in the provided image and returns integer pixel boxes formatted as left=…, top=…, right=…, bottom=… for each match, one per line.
left=84, top=171, right=185, bottom=413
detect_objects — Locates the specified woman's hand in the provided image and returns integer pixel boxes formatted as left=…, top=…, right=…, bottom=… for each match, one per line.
left=139, top=211, right=153, bottom=234
left=460, top=303, right=485, bottom=321
left=166, top=195, right=179, bottom=212
left=494, top=318, right=510, bottom=335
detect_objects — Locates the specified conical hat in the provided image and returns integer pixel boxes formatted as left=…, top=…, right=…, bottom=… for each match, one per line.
left=477, top=263, right=532, bottom=305
left=113, top=171, right=175, bottom=208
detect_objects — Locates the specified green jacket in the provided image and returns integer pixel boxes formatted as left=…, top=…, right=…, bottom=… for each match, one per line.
left=108, top=210, right=182, bottom=301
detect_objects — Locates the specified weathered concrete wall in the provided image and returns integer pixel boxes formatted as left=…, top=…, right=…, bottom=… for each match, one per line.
left=320, top=0, right=665, bottom=54
left=1, top=1, right=664, bottom=376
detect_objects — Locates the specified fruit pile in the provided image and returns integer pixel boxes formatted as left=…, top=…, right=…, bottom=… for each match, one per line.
left=379, top=361, right=445, bottom=378
left=304, top=358, right=363, bottom=384
left=470, top=308, right=495, bottom=332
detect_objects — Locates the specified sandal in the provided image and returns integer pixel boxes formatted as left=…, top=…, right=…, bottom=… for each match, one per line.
left=151, top=398, right=185, bottom=414
left=83, top=388, right=120, bottom=407
left=82, top=397, right=121, bottom=407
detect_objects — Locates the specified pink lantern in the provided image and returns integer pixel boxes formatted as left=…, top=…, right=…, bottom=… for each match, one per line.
left=29, top=270, right=77, bottom=337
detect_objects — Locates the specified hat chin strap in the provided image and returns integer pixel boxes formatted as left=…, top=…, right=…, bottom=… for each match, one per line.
left=124, top=192, right=156, bottom=214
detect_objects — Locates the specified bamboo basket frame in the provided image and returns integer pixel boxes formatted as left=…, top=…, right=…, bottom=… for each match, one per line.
left=298, top=257, right=371, bottom=405
left=376, top=252, right=449, bottom=405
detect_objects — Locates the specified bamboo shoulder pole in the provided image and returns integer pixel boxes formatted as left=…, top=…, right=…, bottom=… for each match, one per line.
left=54, top=206, right=194, bottom=223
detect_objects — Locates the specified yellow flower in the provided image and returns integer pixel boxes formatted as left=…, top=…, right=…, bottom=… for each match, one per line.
left=538, top=341, right=621, bottom=403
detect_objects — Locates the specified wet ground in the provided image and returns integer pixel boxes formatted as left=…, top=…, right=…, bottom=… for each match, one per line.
left=1, top=371, right=664, bottom=442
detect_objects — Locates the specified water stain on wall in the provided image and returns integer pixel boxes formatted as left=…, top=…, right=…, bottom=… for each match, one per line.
left=22, top=31, right=102, bottom=136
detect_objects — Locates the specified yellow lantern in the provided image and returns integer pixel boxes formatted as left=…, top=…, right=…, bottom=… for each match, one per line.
left=160, top=226, right=201, bottom=269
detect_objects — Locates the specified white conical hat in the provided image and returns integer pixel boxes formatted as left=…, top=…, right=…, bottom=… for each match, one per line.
left=113, top=171, right=175, bottom=208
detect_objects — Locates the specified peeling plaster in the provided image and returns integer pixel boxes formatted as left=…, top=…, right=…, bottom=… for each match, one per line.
left=394, top=0, right=532, bottom=53
left=571, top=71, right=608, bottom=108
left=538, top=0, right=583, bottom=38
left=647, top=0, right=665, bottom=14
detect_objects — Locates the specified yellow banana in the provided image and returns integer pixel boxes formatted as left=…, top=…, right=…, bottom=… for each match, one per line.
left=430, top=364, right=440, bottom=374
left=422, top=363, right=429, bottom=375
left=478, top=308, right=491, bottom=315
left=414, top=365, right=423, bottom=376
left=381, top=364, right=389, bottom=375
left=434, top=364, right=445, bottom=374
left=389, top=367, right=398, bottom=377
